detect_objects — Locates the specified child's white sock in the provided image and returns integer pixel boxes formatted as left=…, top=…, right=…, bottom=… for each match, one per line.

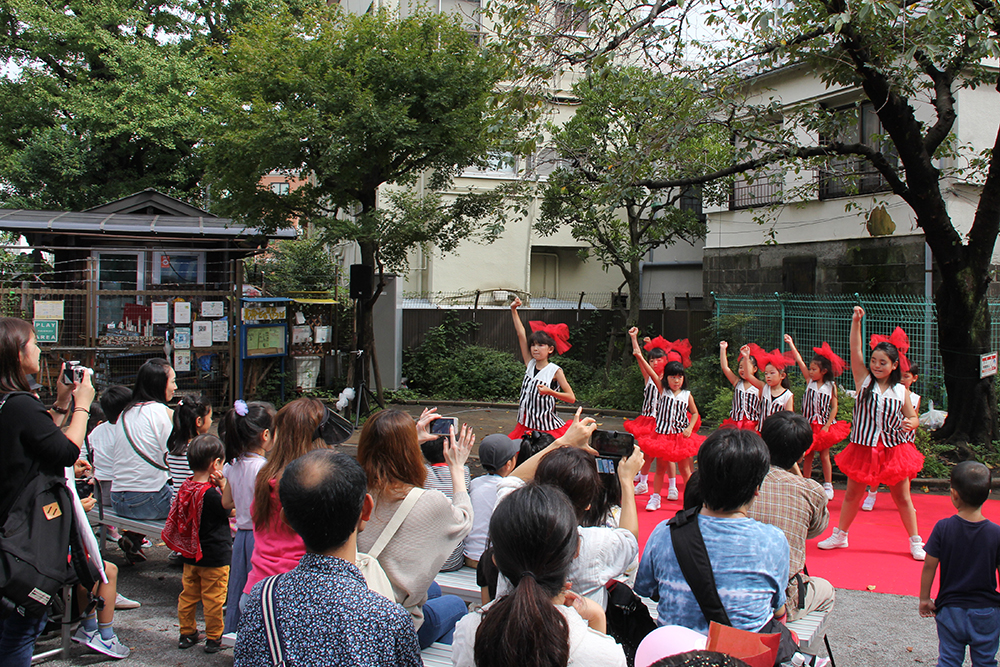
left=639, top=473, right=648, bottom=483
left=668, top=478, right=677, bottom=490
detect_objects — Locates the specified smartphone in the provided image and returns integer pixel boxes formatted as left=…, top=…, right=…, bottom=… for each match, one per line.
left=430, top=417, right=459, bottom=436
left=591, top=430, right=636, bottom=474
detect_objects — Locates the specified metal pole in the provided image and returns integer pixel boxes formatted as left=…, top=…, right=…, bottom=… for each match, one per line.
left=776, top=292, right=784, bottom=351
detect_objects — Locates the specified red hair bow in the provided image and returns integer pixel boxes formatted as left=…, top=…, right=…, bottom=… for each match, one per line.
left=870, top=327, right=910, bottom=372
left=754, top=347, right=793, bottom=371
left=645, top=337, right=692, bottom=368
left=529, top=321, right=572, bottom=355
left=812, top=342, right=846, bottom=377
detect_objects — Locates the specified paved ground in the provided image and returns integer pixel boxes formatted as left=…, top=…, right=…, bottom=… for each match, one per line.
left=34, top=403, right=951, bottom=667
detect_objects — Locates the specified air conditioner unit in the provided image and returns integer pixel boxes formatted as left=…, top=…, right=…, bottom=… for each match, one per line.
left=492, top=290, right=509, bottom=303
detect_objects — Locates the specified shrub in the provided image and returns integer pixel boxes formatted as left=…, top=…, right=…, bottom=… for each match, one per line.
left=702, top=386, right=734, bottom=429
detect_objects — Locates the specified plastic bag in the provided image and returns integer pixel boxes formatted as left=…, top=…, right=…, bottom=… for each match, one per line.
left=919, top=400, right=947, bottom=430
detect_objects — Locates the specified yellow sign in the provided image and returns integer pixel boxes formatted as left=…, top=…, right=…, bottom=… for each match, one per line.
left=243, top=306, right=286, bottom=322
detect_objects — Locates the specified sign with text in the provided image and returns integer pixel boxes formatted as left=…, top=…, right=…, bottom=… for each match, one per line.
left=981, top=352, right=998, bottom=379
left=33, top=301, right=64, bottom=320
left=33, top=320, right=59, bottom=343
left=243, top=306, right=286, bottom=322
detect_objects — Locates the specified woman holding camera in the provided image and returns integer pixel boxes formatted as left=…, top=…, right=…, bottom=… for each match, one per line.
left=0, top=318, right=95, bottom=665
left=110, top=358, right=176, bottom=563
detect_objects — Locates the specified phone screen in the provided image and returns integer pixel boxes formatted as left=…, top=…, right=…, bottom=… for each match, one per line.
left=430, top=417, right=458, bottom=436
left=591, top=430, right=636, bottom=459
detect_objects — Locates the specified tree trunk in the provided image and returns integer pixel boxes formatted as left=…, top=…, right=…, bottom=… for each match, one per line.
left=626, top=256, right=642, bottom=329
left=934, top=265, right=997, bottom=455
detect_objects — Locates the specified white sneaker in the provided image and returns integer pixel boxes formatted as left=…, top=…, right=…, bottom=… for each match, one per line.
left=666, top=487, right=679, bottom=501
left=141, top=538, right=153, bottom=549
left=823, top=483, right=834, bottom=501
left=818, top=527, right=848, bottom=550
left=115, top=593, right=141, bottom=610
left=86, top=633, right=131, bottom=659
left=72, top=625, right=97, bottom=645
left=910, top=536, right=926, bottom=561
left=634, top=481, right=648, bottom=495
left=645, top=493, right=661, bottom=511
left=862, top=490, right=877, bottom=511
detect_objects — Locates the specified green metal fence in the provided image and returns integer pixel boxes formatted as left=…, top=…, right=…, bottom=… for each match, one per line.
left=711, top=293, right=977, bottom=409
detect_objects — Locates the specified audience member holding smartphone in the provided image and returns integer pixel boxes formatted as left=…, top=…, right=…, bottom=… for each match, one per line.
left=490, top=410, right=645, bottom=608
left=420, top=416, right=471, bottom=572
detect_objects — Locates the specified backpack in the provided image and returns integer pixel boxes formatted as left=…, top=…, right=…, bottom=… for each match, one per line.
left=0, top=395, right=95, bottom=619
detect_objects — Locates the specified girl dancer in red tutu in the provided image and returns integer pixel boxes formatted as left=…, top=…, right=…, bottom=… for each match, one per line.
left=624, top=332, right=672, bottom=498
left=755, top=345, right=795, bottom=423
left=785, top=334, right=852, bottom=500
left=863, top=362, right=921, bottom=511
left=818, top=307, right=926, bottom=560
left=719, top=341, right=764, bottom=431
left=630, top=328, right=703, bottom=511
left=507, top=296, right=575, bottom=440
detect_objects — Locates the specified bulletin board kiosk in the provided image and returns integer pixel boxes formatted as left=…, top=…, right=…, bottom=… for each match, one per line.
left=239, top=297, right=291, bottom=401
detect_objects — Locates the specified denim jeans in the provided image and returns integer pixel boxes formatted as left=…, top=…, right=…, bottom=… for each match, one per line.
left=936, top=605, right=1000, bottom=667
left=417, top=582, right=467, bottom=649
left=0, top=612, right=48, bottom=667
left=111, top=484, right=173, bottom=520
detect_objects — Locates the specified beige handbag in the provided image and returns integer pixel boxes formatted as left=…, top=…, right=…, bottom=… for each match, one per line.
left=358, top=486, right=424, bottom=601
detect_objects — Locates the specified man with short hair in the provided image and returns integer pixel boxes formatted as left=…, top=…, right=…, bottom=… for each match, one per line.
left=636, top=428, right=789, bottom=634
left=235, top=450, right=421, bottom=667
left=750, top=412, right=836, bottom=621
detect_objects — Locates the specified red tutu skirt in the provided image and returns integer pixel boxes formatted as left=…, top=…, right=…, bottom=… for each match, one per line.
left=835, top=438, right=925, bottom=487
left=719, top=418, right=759, bottom=434
left=645, top=414, right=704, bottom=461
left=508, top=421, right=571, bottom=440
left=805, top=420, right=852, bottom=455
left=623, top=415, right=656, bottom=438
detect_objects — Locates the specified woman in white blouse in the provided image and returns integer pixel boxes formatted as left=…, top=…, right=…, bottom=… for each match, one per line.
left=453, top=483, right=626, bottom=667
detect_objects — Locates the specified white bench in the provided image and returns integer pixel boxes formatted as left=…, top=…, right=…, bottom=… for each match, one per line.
left=434, top=567, right=480, bottom=604
left=87, top=508, right=165, bottom=560
left=421, top=642, right=453, bottom=666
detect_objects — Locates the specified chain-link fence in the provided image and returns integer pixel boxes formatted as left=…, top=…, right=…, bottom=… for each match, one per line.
left=710, top=293, right=997, bottom=410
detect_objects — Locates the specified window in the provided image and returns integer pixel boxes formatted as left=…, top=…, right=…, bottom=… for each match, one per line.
left=152, top=251, right=206, bottom=285
left=528, top=148, right=567, bottom=180
left=464, top=151, right=518, bottom=177
left=730, top=121, right=784, bottom=210
left=555, top=1, right=589, bottom=33
left=95, top=251, right=145, bottom=334
left=270, top=182, right=290, bottom=196
left=819, top=102, right=896, bottom=199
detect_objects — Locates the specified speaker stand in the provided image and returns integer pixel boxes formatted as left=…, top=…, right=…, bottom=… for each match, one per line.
left=352, top=299, right=379, bottom=430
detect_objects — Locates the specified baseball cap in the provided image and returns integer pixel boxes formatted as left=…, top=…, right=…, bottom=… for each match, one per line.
left=478, top=434, right=520, bottom=472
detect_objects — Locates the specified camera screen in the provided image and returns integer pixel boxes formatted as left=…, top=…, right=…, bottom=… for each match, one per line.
left=430, top=418, right=458, bottom=435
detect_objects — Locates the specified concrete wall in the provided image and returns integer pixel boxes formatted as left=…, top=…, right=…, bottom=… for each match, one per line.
left=703, top=234, right=932, bottom=296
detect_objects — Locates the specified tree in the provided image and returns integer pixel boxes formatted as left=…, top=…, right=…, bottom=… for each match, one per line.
left=715, top=0, right=1000, bottom=451
left=209, top=6, right=522, bottom=404
left=538, top=66, right=729, bottom=326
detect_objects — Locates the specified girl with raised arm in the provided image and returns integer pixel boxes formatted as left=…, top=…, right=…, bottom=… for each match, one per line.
left=719, top=341, right=764, bottom=431
left=818, top=308, right=926, bottom=560
left=508, top=296, right=575, bottom=439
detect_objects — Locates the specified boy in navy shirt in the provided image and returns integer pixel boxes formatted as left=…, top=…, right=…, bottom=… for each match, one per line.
left=920, top=461, right=1000, bottom=667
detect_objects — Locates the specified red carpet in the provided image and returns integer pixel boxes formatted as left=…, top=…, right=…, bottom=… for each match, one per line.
left=635, top=484, right=1000, bottom=597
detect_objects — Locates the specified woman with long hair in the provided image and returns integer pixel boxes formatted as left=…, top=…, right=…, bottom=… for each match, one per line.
left=0, top=318, right=96, bottom=664
left=356, top=408, right=475, bottom=649
left=453, top=484, right=626, bottom=667
left=242, top=397, right=327, bottom=598
left=110, top=357, right=177, bottom=563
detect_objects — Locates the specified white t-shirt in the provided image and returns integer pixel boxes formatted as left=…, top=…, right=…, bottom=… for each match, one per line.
left=494, top=477, right=639, bottom=608
left=452, top=601, right=626, bottom=667
left=224, top=453, right=268, bottom=531
left=110, top=402, right=173, bottom=492
left=465, top=474, right=501, bottom=562
left=88, top=421, right=117, bottom=482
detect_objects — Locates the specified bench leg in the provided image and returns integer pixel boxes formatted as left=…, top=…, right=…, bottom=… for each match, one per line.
left=824, top=634, right=835, bottom=667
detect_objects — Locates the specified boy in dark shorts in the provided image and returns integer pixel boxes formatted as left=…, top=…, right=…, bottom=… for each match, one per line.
left=919, top=461, right=1000, bottom=667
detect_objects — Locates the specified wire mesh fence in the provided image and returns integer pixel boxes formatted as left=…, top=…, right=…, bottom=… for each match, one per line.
left=710, top=292, right=989, bottom=410
left=402, top=290, right=705, bottom=311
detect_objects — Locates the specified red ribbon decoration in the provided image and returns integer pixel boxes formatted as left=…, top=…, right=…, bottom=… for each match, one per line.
left=529, top=321, right=572, bottom=355
left=870, top=326, right=911, bottom=372
left=644, top=336, right=692, bottom=368
left=812, top=342, right=847, bottom=377
left=754, top=347, right=793, bottom=371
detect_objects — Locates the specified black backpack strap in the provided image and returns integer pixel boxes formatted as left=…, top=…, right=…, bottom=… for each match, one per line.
left=667, top=506, right=732, bottom=627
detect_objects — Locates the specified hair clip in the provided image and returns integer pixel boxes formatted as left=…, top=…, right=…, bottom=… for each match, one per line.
left=234, top=399, right=248, bottom=416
